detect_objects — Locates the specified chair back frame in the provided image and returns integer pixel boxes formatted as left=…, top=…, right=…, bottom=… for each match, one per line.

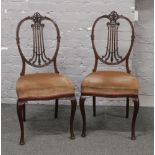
left=16, top=12, right=60, bottom=75
left=91, top=11, right=135, bottom=73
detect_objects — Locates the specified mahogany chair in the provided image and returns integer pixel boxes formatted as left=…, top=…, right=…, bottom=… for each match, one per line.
left=16, top=12, right=77, bottom=145
left=80, top=11, right=139, bottom=140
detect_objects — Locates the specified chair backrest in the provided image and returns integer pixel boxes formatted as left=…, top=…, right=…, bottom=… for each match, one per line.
left=91, top=11, right=135, bottom=73
left=16, top=12, right=60, bottom=75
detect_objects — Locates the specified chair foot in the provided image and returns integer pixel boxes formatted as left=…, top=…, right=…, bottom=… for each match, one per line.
left=79, top=96, right=86, bottom=138
left=17, top=100, right=25, bottom=145
left=131, top=97, right=139, bottom=140
left=19, top=138, right=25, bottom=145
left=81, top=132, right=86, bottom=137
left=70, top=135, right=75, bottom=140
left=70, top=98, right=77, bottom=140
left=93, top=96, right=96, bottom=117
left=131, top=136, right=136, bottom=140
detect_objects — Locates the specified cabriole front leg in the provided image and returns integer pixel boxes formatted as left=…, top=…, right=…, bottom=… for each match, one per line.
left=17, top=100, right=25, bottom=145
left=131, top=97, right=139, bottom=140
left=70, top=99, right=77, bottom=139
left=79, top=96, right=86, bottom=137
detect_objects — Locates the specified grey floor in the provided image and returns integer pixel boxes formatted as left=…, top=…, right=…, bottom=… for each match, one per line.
left=2, top=103, right=154, bottom=155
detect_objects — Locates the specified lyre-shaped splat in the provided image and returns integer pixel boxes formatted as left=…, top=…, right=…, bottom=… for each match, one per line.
left=30, top=12, right=50, bottom=65
left=102, top=21, right=122, bottom=63
left=30, top=23, right=50, bottom=65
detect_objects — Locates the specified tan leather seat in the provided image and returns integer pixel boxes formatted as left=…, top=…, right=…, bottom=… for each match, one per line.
left=81, top=71, right=139, bottom=96
left=16, top=73, right=74, bottom=100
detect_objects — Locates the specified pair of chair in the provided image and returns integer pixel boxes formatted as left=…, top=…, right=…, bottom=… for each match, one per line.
left=16, top=11, right=139, bottom=145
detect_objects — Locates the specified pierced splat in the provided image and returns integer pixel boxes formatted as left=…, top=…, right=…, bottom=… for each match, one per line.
left=102, top=21, right=122, bottom=63
left=29, top=12, right=51, bottom=65
left=30, top=23, right=50, bottom=65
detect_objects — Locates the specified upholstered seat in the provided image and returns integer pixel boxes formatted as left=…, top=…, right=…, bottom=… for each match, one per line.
left=16, top=73, right=74, bottom=100
left=81, top=71, right=139, bottom=96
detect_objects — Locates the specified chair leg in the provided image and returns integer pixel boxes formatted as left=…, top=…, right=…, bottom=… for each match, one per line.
left=55, top=99, right=58, bottom=118
left=17, top=100, right=25, bottom=145
left=70, top=99, right=77, bottom=139
left=126, top=97, right=129, bottom=118
left=131, top=97, right=139, bottom=140
left=23, top=103, right=26, bottom=122
left=79, top=96, right=86, bottom=137
left=93, top=96, right=96, bottom=117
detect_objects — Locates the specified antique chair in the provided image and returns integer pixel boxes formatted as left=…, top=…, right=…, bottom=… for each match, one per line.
left=16, top=12, right=77, bottom=145
left=80, top=11, right=139, bottom=140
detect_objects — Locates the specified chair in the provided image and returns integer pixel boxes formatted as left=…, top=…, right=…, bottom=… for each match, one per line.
left=16, top=12, right=77, bottom=145
left=79, top=11, right=139, bottom=140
